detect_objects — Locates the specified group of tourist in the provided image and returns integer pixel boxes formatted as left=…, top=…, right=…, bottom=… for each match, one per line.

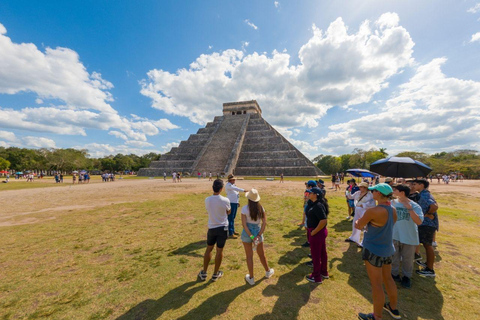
left=198, top=175, right=439, bottom=320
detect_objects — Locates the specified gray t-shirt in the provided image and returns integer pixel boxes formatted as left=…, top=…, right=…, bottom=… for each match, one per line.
left=205, top=195, right=231, bottom=229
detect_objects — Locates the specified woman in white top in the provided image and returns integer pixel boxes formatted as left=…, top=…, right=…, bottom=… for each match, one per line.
left=345, top=182, right=375, bottom=246
left=241, top=188, right=274, bottom=285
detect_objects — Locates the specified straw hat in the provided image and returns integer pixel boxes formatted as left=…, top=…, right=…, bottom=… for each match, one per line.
left=359, top=182, right=369, bottom=188
left=246, top=188, right=261, bottom=202
left=227, top=174, right=235, bottom=181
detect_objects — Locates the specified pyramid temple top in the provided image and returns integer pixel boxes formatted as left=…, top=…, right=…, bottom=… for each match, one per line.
left=223, top=100, right=262, bottom=116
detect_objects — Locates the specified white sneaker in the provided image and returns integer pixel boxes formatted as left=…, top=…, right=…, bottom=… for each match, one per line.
left=432, top=241, right=438, bottom=247
left=265, top=268, right=275, bottom=279
left=245, top=274, right=255, bottom=285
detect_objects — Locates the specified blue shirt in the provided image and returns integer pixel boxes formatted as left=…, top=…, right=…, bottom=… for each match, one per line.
left=363, top=204, right=395, bottom=257
left=418, top=190, right=438, bottom=230
left=392, top=200, right=424, bottom=245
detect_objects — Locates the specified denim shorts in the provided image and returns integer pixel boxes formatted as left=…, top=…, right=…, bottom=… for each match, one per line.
left=241, top=223, right=264, bottom=243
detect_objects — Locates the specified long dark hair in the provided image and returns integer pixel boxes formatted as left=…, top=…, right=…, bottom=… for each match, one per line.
left=248, top=200, right=265, bottom=221
left=315, top=192, right=329, bottom=216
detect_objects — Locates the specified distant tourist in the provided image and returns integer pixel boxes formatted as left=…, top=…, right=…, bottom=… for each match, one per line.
left=198, top=179, right=231, bottom=282
left=335, top=175, right=340, bottom=191
left=304, top=187, right=330, bottom=283
left=163, top=171, right=166, bottom=181
left=412, top=179, right=439, bottom=278
left=280, top=173, right=284, bottom=183
left=331, top=174, right=336, bottom=189
left=391, top=184, right=423, bottom=288
left=345, top=180, right=359, bottom=220
left=240, top=188, right=274, bottom=285
left=385, top=177, right=394, bottom=186
left=225, top=174, right=247, bottom=238
left=355, top=183, right=400, bottom=320
left=172, top=171, right=177, bottom=183
left=345, top=182, right=375, bottom=247
left=72, top=174, right=77, bottom=184
left=209, top=172, right=212, bottom=181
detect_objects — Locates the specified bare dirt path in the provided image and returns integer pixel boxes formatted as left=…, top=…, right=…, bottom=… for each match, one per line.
left=1, top=177, right=478, bottom=226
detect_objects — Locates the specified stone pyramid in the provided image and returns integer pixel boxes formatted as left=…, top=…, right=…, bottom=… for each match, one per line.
left=138, top=100, right=323, bottom=176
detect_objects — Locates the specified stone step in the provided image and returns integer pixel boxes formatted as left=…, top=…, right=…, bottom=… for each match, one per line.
left=149, top=160, right=195, bottom=168
left=238, top=150, right=299, bottom=159
left=241, top=143, right=293, bottom=152
left=244, top=130, right=277, bottom=139
left=235, top=166, right=322, bottom=176
left=236, top=158, right=310, bottom=167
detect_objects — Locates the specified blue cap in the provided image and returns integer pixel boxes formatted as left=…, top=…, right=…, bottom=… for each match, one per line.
left=306, top=187, right=322, bottom=196
left=307, top=180, right=317, bottom=187
left=368, top=183, right=393, bottom=196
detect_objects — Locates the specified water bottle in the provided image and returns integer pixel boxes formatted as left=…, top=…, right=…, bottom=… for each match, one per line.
left=252, top=238, right=259, bottom=251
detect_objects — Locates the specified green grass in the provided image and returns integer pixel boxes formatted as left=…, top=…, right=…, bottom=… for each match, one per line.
left=0, top=188, right=479, bottom=319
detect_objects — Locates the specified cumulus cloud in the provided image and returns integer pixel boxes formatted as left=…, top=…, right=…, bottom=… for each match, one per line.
left=467, top=3, right=480, bottom=13
left=470, top=32, right=480, bottom=43
left=274, top=1, right=280, bottom=9
left=141, top=13, right=414, bottom=130
left=160, top=141, right=180, bottom=153
left=78, top=143, right=159, bottom=158
left=244, top=19, right=258, bottom=30
left=0, top=130, right=56, bottom=148
left=0, top=22, right=179, bottom=147
left=315, top=58, right=480, bottom=154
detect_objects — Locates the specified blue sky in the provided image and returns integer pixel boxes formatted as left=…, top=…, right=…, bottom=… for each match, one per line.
left=1, top=1, right=480, bottom=158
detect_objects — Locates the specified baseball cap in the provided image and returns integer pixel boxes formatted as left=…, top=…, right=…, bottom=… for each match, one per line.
left=307, top=180, right=317, bottom=187
left=306, top=187, right=323, bottom=196
left=368, top=183, right=393, bottom=196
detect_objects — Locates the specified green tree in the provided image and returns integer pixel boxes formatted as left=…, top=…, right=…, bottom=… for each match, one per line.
left=316, top=155, right=341, bottom=174
left=0, top=157, right=10, bottom=170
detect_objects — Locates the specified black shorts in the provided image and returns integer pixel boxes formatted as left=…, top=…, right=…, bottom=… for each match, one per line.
left=207, top=226, right=228, bottom=248
left=418, top=226, right=436, bottom=246
left=362, top=247, right=393, bottom=268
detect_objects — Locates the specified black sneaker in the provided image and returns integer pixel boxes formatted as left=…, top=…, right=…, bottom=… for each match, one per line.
left=345, top=238, right=355, bottom=243
left=383, top=303, right=401, bottom=319
left=198, top=270, right=207, bottom=281
left=416, top=268, right=436, bottom=278
left=414, top=253, right=422, bottom=261
left=306, top=275, right=322, bottom=283
left=401, top=276, right=411, bottom=289
left=358, top=313, right=376, bottom=320
left=391, top=274, right=401, bottom=282
left=308, top=253, right=312, bottom=258
left=301, top=242, right=310, bottom=247
left=305, top=261, right=313, bottom=268
left=212, top=271, right=224, bottom=281
left=415, top=260, right=427, bottom=268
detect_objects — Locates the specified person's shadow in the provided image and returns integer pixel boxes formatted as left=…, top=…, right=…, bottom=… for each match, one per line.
left=331, top=243, right=445, bottom=320
left=176, top=285, right=250, bottom=320
left=169, top=240, right=205, bottom=258
left=115, top=281, right=208, bottom=320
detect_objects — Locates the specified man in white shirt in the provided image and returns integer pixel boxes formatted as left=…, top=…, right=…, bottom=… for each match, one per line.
left=225, top=174, right=247, bottom=238
left=199, top=179, right=231, bottom=282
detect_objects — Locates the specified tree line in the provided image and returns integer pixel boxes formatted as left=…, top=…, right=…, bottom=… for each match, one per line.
left=0, top=147, right=161, bottom=173
left=315, top=148, right=480, bottom=178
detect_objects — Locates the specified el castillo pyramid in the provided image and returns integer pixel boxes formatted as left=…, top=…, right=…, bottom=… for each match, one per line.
left=138, top=100, right=323, bottom=177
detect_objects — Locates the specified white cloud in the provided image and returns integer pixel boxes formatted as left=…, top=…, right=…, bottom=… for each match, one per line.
left=108, top=131, right=128, bottom=140
left=125, top=140, right=154, bottom=147
left=0, top=130, right=56, bottom=148
left=274, top=1, right=279, bottom=8
left=0, top=22, right=179, bottom=148
left=160, top=141, right=180, bottom=153
left=23, top=137, right=56, bottom=148
left=315, top=58, right=480, bottom=154
left=467, top=3, right=480, bottom=13
left=241, top=41, right=250, bottom=51
left=141, top=13, right=414, bottom=130
left=470, top=32, right=480, bottom=43
left=244, top=19, right=258, bottom=30
left=79, top=143, right=159, bottom=158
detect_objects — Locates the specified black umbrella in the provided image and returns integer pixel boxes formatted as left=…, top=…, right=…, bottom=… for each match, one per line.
left=370, top=157, right=432, bottom=178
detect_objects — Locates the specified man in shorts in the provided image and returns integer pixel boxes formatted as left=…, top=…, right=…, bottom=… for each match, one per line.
left=413, top=179, right=439, bottom=277
left=199, top=179, right=231, bottom=281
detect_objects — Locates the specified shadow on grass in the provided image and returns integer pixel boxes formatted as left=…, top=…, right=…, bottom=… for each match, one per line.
left=330, top=217, right=353, bottom=233
left=169, top=240, right=205, bottom=258
left=176, top=284, right=251, bottom=320
left=115, top=280, right=208, bottom=320
left=254, top=224, right=319, bottom=320
left=331, top=243, right=445, bottom=320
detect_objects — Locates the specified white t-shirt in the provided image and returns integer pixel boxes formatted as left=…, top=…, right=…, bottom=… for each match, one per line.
left=241, top=204, right=264, bottom=225
left=205, top=195, right=231, bottom=229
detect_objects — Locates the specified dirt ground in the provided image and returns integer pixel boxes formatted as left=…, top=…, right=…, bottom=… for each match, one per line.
left=1, top=177, right=479, bottom=227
